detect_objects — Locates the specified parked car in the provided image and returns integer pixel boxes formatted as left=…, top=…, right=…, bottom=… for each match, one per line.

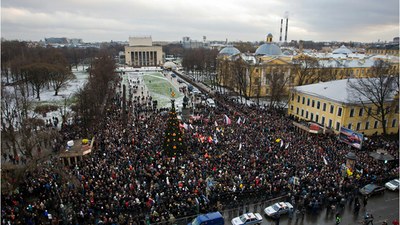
left=206, top=98, right=216, bottom=108
left=264, top=202, right=294, bottom=217
left=359, top=184, right=385, bottom=196
left=231, top=213, right=262, bottom=225
left=385, top=179, right=400, bottom=191
left=188, top=212, right=224, bottom=225
left=177, top=78, right=184, bottom=83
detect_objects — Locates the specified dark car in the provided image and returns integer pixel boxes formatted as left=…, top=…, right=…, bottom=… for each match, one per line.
left=359, top=184, right=385, bottom=196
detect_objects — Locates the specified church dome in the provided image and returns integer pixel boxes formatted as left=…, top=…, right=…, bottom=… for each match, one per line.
left=218, top=46, right=241, bottom=56
left=255, top=43, right=283, bottom=56
left=332, top=45, right=352, bottom=54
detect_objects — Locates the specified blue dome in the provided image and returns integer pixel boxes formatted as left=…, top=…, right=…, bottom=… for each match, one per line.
left=218, top=46, right=241, bottom=56
left=255, top=43, right=282, bottom=56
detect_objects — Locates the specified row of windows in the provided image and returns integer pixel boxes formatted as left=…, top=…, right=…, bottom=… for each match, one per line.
left=293, top=94, right=400, bottom=118
left=293, top=106, right=397, bottom=131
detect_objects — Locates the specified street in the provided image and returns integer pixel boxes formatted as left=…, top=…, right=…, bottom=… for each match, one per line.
left=223, top=191, right=399, bottom=225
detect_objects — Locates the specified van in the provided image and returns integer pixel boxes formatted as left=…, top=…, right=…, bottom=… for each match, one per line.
left=206, top=98, right=216, bottom=108
left=188, top=212, right=224, bottom=225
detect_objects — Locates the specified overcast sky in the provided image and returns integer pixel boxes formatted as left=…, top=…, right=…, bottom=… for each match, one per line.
left=1, top=0, right=399, bottom=43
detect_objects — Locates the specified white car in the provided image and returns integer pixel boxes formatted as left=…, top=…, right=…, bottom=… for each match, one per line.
left=231, top=213, right=263, bottom=225
left=264, top=202, right=294, bottom=217
left=385, top=179, right=400, bottom=191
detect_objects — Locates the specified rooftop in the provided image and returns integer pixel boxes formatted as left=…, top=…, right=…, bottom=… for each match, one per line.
left=293, top=78, right=398, bottom=104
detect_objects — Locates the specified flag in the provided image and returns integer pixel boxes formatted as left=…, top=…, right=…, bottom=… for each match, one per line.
left=280, top=139, right=284, bottom=148
left=215, top=121, right=218, bottom=127
left=239, top=143, right=242, bottom=151
left=208, top=136, right=213, bottom=143
left=243, top=118, right=246, bottom=124
left=189, top=124, right=194, bottom=130
left=179, top=123, right=185, bottom=129
left=183, top=123, right=189, bottom=130
left=224, top=115, right=231, bottom=125
left=322, top=156, right=328, bottom=165
left=237, top=117, right=241, bottom=125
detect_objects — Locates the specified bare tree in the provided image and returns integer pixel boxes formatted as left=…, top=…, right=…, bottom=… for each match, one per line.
left=292, top=55, right=319, bottom=86
left=266, top=66, right=291, bottom=109
left=232, top=56, right=248, bottom=103
left=21, top=63, right=51, bottom=100
left=348, top=60, right=399, bottom=135
left=49, top=64, right=76, bottom=96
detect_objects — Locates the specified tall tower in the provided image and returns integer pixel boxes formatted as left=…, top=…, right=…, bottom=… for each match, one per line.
left=279, top=19, right=283, bottom=42
left=284, top=18, right=289, bottom=42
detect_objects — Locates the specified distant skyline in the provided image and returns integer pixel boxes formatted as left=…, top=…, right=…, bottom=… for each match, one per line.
left=1, top=0, right=399, bottom=43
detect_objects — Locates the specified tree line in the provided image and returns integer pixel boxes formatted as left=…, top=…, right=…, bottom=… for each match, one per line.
left=1, top=40, right=118, bottom=158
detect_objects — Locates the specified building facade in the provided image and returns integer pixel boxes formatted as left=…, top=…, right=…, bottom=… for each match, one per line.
left=217, top=34, right=399, bottom=98
left=125, top=36, right=164, bottom=67
left=288, top=79, right=399, bottom=136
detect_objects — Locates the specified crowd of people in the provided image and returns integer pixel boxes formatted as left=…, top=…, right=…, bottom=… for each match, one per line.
left=1, top=74, right=398, bottom=225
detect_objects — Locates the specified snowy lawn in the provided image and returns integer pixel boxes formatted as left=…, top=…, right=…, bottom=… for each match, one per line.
left=142, top=73, right=183, bottom=108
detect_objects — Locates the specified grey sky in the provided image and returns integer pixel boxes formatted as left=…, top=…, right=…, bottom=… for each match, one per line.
left=1, top=0, right=399, bottom=43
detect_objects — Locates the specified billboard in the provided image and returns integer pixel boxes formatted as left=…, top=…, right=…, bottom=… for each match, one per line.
left=339, top=127, right=363, bottom=149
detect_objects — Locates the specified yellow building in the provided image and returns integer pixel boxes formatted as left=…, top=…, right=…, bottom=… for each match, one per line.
left=288, top=79, right=399, bottom=136
left=217, top=34, right=399, bottom=98
left=217, top=34, right=293, bottom=98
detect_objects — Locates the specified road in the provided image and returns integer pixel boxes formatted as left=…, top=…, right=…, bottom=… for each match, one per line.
left=222, top=191, right=399, bottom=225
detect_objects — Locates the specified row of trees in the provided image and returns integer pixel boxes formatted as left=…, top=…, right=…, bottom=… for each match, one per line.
left=1, top=40, right=119, bottom=157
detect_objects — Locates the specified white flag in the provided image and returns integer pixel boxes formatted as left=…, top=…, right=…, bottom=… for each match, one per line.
left=237, top=117, right=241, bottom=125
left=239, top=143, right=242, bottom=150
left=215, top=121, right=218, bottom=127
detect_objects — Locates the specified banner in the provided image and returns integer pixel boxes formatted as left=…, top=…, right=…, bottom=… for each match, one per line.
left=339, top=127, right=363, bottom=149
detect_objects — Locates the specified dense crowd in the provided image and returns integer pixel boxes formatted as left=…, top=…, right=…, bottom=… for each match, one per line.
left=1, top=76, right=398, bottom=225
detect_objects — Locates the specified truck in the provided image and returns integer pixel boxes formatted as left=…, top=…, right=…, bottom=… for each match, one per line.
left=188, top=212, right=224, bottom=225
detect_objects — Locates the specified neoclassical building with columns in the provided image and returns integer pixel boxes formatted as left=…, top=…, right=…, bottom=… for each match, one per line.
left=125, top=36, right=164, bottom=67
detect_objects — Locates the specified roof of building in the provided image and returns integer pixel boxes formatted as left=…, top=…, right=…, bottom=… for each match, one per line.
left=218, top=46, right=241, bottom=56
left=293, top=78, right=397, bottom=104
left=332, top=45, right=353, bottom=54
left=163, top=61, right=177, bottom=69
left=255, top=43, right=283, bottom=56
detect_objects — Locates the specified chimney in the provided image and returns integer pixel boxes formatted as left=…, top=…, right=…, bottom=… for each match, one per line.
left=279, top=19, right=283, bottom=42
left=285, top=18, right=288, bottom=42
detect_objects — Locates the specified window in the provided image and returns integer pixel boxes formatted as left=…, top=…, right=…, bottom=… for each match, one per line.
left=356, top=122, right=361, bottom=130
left=315, top=114, right=319, bottom=123
left=296, top=107, right=299, bottom=115
left=306, top=111, right=309, bottom=119
left=323, top=103, right=326, bottom=111
left=290, top=105, right=293, bottom=111
left=350, top=108, right=354, bottom=117
left=392, top=119, right=397, bottom=128
left=301, top=109, right=304, bottom=117
left=383, top=120, right=387, bottom=128
left=358, top=108, right=363, bottom=117
left=321, top=116, right=325, bottom=125
left=330, top=105, right=334, bottom=114
left=317, top=101, right=320, bottom=109
left=374, top=121, right=378, bottom=129
left=396, top=105, right=399, bottom=114
left=307, top=98, right=310, bottom=106
left=336, top=122, right=341, bottom=131
left=365, top=121, right=369, bottom=130
left=328, top=119, right=333, bottom=128
left=291, top=93, right=294, bottom=101
left=312, top=100, right=315, bottom=107
left=302, top=97, right=305, bottom=104
left=348, top=123, right=352, bottom=129
left=310, top=113, right=314, bottom=121
left=368, top=107, right=372, bottom=115
left=338, top=107, right=342, bottom=116
left=297, top=96, right=300, bottom=103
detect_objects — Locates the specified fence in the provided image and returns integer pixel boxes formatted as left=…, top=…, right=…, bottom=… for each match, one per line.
left=149, top=194, right=289, bottom=225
